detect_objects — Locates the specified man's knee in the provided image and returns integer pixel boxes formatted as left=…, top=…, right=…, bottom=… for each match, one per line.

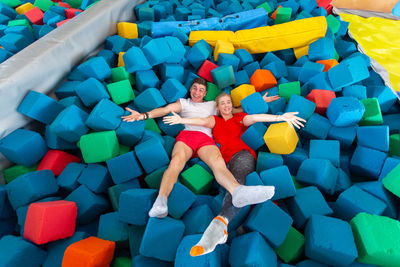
left=169, top=153, right=189, bottom=169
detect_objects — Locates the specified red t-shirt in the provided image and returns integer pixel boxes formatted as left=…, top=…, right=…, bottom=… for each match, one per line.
left=212, top=112, right=257, bottom=164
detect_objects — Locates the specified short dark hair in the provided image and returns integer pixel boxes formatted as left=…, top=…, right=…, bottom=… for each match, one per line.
left=192, top=77, right=207, bottom=88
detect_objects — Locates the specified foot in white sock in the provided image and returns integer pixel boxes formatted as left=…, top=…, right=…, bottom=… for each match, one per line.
left=148, top=195, right=168, bottom=218
left=190, top=216, right=228, bottom=257
left=232, top=185, right=275, bottom=208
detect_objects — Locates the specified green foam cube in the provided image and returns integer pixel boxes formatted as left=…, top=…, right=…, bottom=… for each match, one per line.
left=65, top=0, right=82, bottom=8
left=128, top=225, right=146, bottom=257
left=119, top=144, right=131, bottom=155
left=8, top=19, right=32, bottom=32
left=145, top=166, right=167, bottom=189
left=107, top=80, right=135, bottom=105
left=145, top=118, right=162, bottom=134
left=334, top=49, right=339, bottom=61
left=279, top=81, right=301, bottom=102
left=111, top=67, right=135, bottom=84
left=180, top=164, right=214, bottom=194
left=204, top=82, right=222, bottom=101
left=275, top=7, right=292, bottom=24
left=292, top=176, right=304, bottom=190
left=389, top=134, right=400, bottom=157
left=326, top=14, right=340, bottom=34
left=79, top=131, right=120, bottom=163
left=0, top=0, right=21, bottom=7
left=382, top=164, right=400, bottom=198
left=359, top=98, right=383, bottom=126
left=257, top=2, right=272, bottom=14
left=34, top=0, right=54, bottom=11
left=275, top=226, right=305, bottom=263
left=3, top=164, right=38, bottom=184
left=113, top=257, right=131, bottom=267
left=350, top=213, right=400, bottom=266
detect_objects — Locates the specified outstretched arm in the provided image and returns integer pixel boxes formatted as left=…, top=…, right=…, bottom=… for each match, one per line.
left=121, top=100, right=182, bottom=122
left=232, top=91, right=281, bottom=114
left=242, top=112, right=306, bottom=129
left=163, top=112, right=216, bottom=128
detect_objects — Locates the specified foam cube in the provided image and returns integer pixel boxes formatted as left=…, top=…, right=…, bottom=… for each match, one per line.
left=0, top=129, right=47, bottom=166
left=286, top=186, right=333, bottom=229
left=309, top=139, right=340, bottom=167
left=107, top=79, right=134, bottom=105
left=335, top=186, right=387, bottom=221
left=382, top=164, right=400, bottom=198
left=300, top=113, right=331, bottom=140
left=282, top=147, right=308, bottom=175
left=117, top=22, right=138, bottom=39
left=37, top=149, right=80, bottom=176
left=15, top=2, right=34, bottom=14
left=97, top=211, right=129, bottom=243
left=305, top=215, right=358, bottom=266
left=181, top=164, right=214, bottom=195
left=264, top=122, right=298, bottom=154
left=57, top=162, right=85, bottom=192
left=107, top=180, right=140, bottom=211
left=249, top=69, right=277, bottom=92
left=133, top=88, right=167, bottom=113
left=164, top=36, right=185, bottom=64
left=49, top=105, right=89, bottom=142
left=350, top=145, right=387, bottom=179
left=284, top=94, right=316, bottom=120
left=5, top=170, right=58, bottom=209
left=167, top=183, right=196, bottom=219
left=24, top=6, right=43, bottom=24
left=79, top=131, right=120, bottom=163
left=204, top=82, right=221, bottom=101
left=2, top=164, right=38, bottom=184
left=0, top=235, right=46, bottom=267
left=218, top=53, right=240, bottom=72
left=65, top=185, right=109, bottom=224
left=160, top=63, right=184, bottom=82
left=0, top=33, right=31, bottom=53
left=214, top=40, right=234, bottom=61
left=106, top=151, right=142, bottom=184
left=278, top=81, right=300, bottom=102
left=368, top=85, right=397, bottom=113
left=122, top=46, right=151, bottom=73
left=182, top=204, right=214, bottom=235
left=111, top=66, right=134, bottom=84
left=326, top=96, right=365, bottom=127
left=211, top=65, right=236, bottom=89
left=132, top=255, right=169, bottom=266
left=116, top=116, right=145, bottom=147
left=134, top=138, right=169, bottom=173
left=230, top=84, right=256, bottom=107
left=160, top=78, right=187, bottom=103
left=142, top=38, right=171, bottom=66
left=144, top=166, right=167, bottom=190
left=23, top=200, right=77, bottom=245
left=298, top=62, right=324, bottom=84
left=308, top=37, right=335, bottom=61
left=86, top=99, right=124, bottom=131
left=229, top=231, right=277, bottom=267
left=136, top=69, right=160, bottom=92
left=359, top=98, right=383, bottom=126
left=157, top=115, right=185, bottom=137
left=297, top=159, right=338, bottom=195
left=306, top=89, right=336, bottom=115
left=244, top=200, right=292, bottom=247
left=241, top=92, right=269, bottom=114
left=140, top=217, right=185, bottom=261
left=197, top=60, right=218, bottom=82
left=327, top=56, right=369, bottom=90
left=350, top=213, right=400, bottom=266
left=357, top=126, right=389, bottom=152
left=241, top=122, right=268, bottom=151
left=275, top=7, right=291, bottom=24
left=78, top=163, right=112, bottom=194
left=256, top=151, right=283, bottom=173
left=186, top=39, right=212, bottom=69
left=77, top=56, right=111, bottom=81
left=17, top=90, right=64, bottom=124
left=275, top=226, right=305, bottom=264
left=260, top=166, right=295, bottom=200
left=316, top=59, right=339, bottom=72
left=62, top=236, right=115, bottom=267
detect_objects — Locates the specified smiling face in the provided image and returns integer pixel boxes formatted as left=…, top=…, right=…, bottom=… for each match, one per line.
left=190, top=82, right=207, bottom=103
left=216, top=94, right=233, bottom=116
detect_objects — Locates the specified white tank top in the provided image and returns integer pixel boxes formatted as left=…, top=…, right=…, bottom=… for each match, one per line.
left=179, top=98, right=217, bottom=137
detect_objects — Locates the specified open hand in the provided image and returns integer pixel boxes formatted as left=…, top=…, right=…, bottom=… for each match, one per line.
left=121, top=107, right=143, bottom=122
left=279, top=112, right=306, bottom=129
left=263, top=91, right=280, bottom=103
left=163, top=112, right=182, bottom=125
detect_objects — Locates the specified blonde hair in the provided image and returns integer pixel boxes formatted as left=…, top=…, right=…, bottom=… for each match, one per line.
left=215, top=92, right=232, bottom=106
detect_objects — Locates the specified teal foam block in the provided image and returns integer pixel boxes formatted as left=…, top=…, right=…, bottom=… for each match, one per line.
left=107, top=180, right=140, bottom=211
left=234, top=70, right=250, bottom=86
left=300, top=113, right=332, bottom=140
left=186, top=39, right=212, bottom=69
left=65, top=185, right=109, bottom=224
left=309, top=139, right=340, bottom=167
left=77, top=56, right=112, bottom=81
left=168, top=183, right=196, bottom=219
left=123, top=46, right=151, bottom=73
left=334, top=185, right=387, bottom=221
left=133, top=88, right=167, bottom=113
left=241, top=122, right=267, bottom=151
left=328, top=56, right=369, bottom=90
left=305, top=215, right=358, bottom=266
left=106, top=151, right=142, bottom=184
left=282, top=147, right=308, bottom=175
left=286, top=186, right=333, bottom=229
left=367, top=85, right=397, bottom=113
left=298, top=62, right=324, bottom=84
left=134, top=138, right=170, bottom=173
left=379, top=157, right=400, bottom=181
left=74, top=78, right=110, bottom=107
left=98, top=211, right=129, bottom=243
left=105, top=35, right=133, bottom=54
left=160, top=78, right=187, bottom=103
left=241, top=92, right=269, bottom=114
left=182, top=204, right=214, bottom=235
left=296, top=259, right=329, bottom=267
left=57, top=162, right=86, bottom=192
left=244, top=200, right=292, bottom=247
left=17, top=90, right=64, bottom=124
left=296, top=159, right=338, bottom=195
left=308, top=37, right=334, bottom=61
left=334, top=168, right=352, bottom=194
left=165, top=36, right=186, bottom=64
left=136, top=69, right=160, bottom=92
left=142, top=38, right=171, bottom=66
left=382, top=114, right=400, bottom=134
left=128, top=224, right=145, bottom=257
left=256, top=151, right=283, bottom=173
left=218, top=53, right=240, bottom=72
left=350, top=145, right=387, bottom=179
left=77, top=163, right=112, bottom=194
left=140, top=217, right=185, bottom=261
left=326, top=96, right=365, bottom=127
left=42, top=231, right=89, bottom=267
left=57, top=96, right=85, bottom=110
left=243, top=61, right=260, bottom=77
left=85, top=99, right=124, bottom=131
left=342, top=85, right=367, bottom=100
left=157, top=115, right=185, bottom=137
left=0, top=235, right=46, bottom=267
left=160, top=63, right=184, bottom=82
left=116, top=112, right=146, bottom=147
left=118, top=188, right=157, bottom=226
left=132, top=255, right=170, bottom=266
left=0, top=128, right=48, bottom=166
left=0, top=186, right=13, bottom=219
left=229, top=231, right=277, bottom=267
left=285, top=94, right=316, bottom=120
left=175, top=234, right=222, bottom=266
left=327, top=125, right=356, bottom=150
left=356, top=126, right=389, bottom=152
left=6, top=170, right=58, bottom=210
left=211, top=65, right=236, bottom=89
left=260, top=166, right=296, bottom=200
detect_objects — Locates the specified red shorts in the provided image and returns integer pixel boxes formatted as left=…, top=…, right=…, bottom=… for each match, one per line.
left=175, top=131, right=216, bottom=157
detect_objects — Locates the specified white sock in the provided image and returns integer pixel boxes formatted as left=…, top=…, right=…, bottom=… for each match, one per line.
left=232, top=185, right=275, bottom=208
left=148, top=195, right=168, bottom=218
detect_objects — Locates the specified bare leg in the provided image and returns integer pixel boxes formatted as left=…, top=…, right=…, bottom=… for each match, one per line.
left=149, top=141, right=193, bottom=218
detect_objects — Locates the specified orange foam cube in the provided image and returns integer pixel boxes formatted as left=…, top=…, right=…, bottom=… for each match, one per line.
left=316, top=59, right=339, bottom=72
left=271, top=5, right=283, bottom=20
left=118, top=52, right=125, bottom=67
left=250, top=69, right=277, bottom=92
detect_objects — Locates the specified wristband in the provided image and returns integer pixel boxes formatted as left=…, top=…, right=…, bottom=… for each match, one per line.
left=144, top=112, right=150, bottom=120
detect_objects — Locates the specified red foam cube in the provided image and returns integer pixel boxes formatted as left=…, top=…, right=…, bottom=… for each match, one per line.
left=197, top=60, right=218, bottom=82
left=317, top=0, right=333, bottom=15
left=25, top=7, right=44, bottom=25
left=57, top=2, right=71, bottom=8
left=23, top=200, right=77, bottom=245
left=37, top=150, right=81, bottom=176
left=65, top=8, right=82, bottom=19
left=306, top=89, right=336, bottom=115
left=57, top=18, right=71, bottom=27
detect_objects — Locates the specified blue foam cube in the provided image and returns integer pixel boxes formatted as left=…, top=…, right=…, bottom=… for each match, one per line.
left=211, top=65, right=236, bottom=89
left=243, top=61, right=260, bottom=77
left=298, top=62, right=324, bottom=84
left=142, top=38, right=172, bottom=66
left=285, top=94, right=316, bottom=120
left=172, top=29, right=189, bottom=45
left=241, top=92, right=269, bottom=114
left=260, top=166, right=296, bottom=200
left=97, top=49, right=116, bottom=67
left=107, top=180, right=140, bottom=211
left=0, top=235, right=46, bottom=267
left=334, top=168, right=352, bottom=194
left=86, top=99, right=123, bottom=131
left=136, top=69, right=160, bottom=92
left=282, top=147, right=308, bottom=175
left=350, top=145, right=387, bottom=179
left=182, top=204, right=214, bottom=235
left=106, top=151, right=142, bottom=184
left=57, top=162, right=86, bottom=192
left=263, top=60, right=288, bottom=79
left=308, top=37, right=335, bottom=61
left=367, top=85, right=398, bottom=114
left=241, top=122, right=267, bottom=151
left=133, top=88, right=167, bottom=113
left=0, top=33, right=30, bottom=53
left=328, top=56, right=370, bottom=90
left=133, top=255, right=169, bottom=266
left=160, top=78, right=187, bottom=103
left=186, top=39, right=212, bottom=69
left=135, top=138, right=170, bottom=173
left=78, top=163, right=112, bottom=194
left=44, top=126, right=77, bottom=151
left=156, top=115, right=184, bottom=137
left=218, top=53, right=240, bottom=72
left=77, top=56, right=112, bottom=81
left=286, top=186, right=333, bottom=229
left=167, top=183, right=196, bottom=219
left=75, top=78, right=110, bottom=107
left=309, top=139, right=340, bottom=167
left=379, top=157, right=400, bottom=181
left=98, top=211, right=129, bottom=242
left=160, top=63, right=184, bottom=82
left=260, top=52, right=282, bottom=68
left=300, top=113, right=332, bottom=140
left=268, top=97, right=287, bottom=114
left=297, top=260, right=329, bottom=267
left=123, top=46, right=151, bottom=73
left=327, top=126, right=357, bottom=150
left=335, top=38, right=357, bottom=59
left=116, top=113, right=145, bottom=147
left=357, top=126, right=389, bottom=152
left=326, top=96, right=365, bottom=127
left=105, top=35, right=132, bottom=54
left=0, top=129, right=48, bottom=166
left=165, top=36, right=186, bottom=64
left=55, top=81, right=80, bottom=99
left=256, top=151, right=283, bottom=173
left=234, top=70, right=250, bottom=86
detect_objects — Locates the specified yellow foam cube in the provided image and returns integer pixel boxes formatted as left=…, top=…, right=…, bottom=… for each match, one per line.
left=293, top=45, right=309, bottom=60
left=230, top=84, right=256, bottom=107
left=264, top=122, right=298, bottom=154
left=118, top=52, right=125, bottom=67
left=15, top=3, right=34, bottom=14
left=117, top=22, right=138, bottom=39
left=214, top=40, right=235, bottom=62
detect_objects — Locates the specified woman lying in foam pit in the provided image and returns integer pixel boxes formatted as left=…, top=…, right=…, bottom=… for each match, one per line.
left=163, top=92, right=306, bottom=256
